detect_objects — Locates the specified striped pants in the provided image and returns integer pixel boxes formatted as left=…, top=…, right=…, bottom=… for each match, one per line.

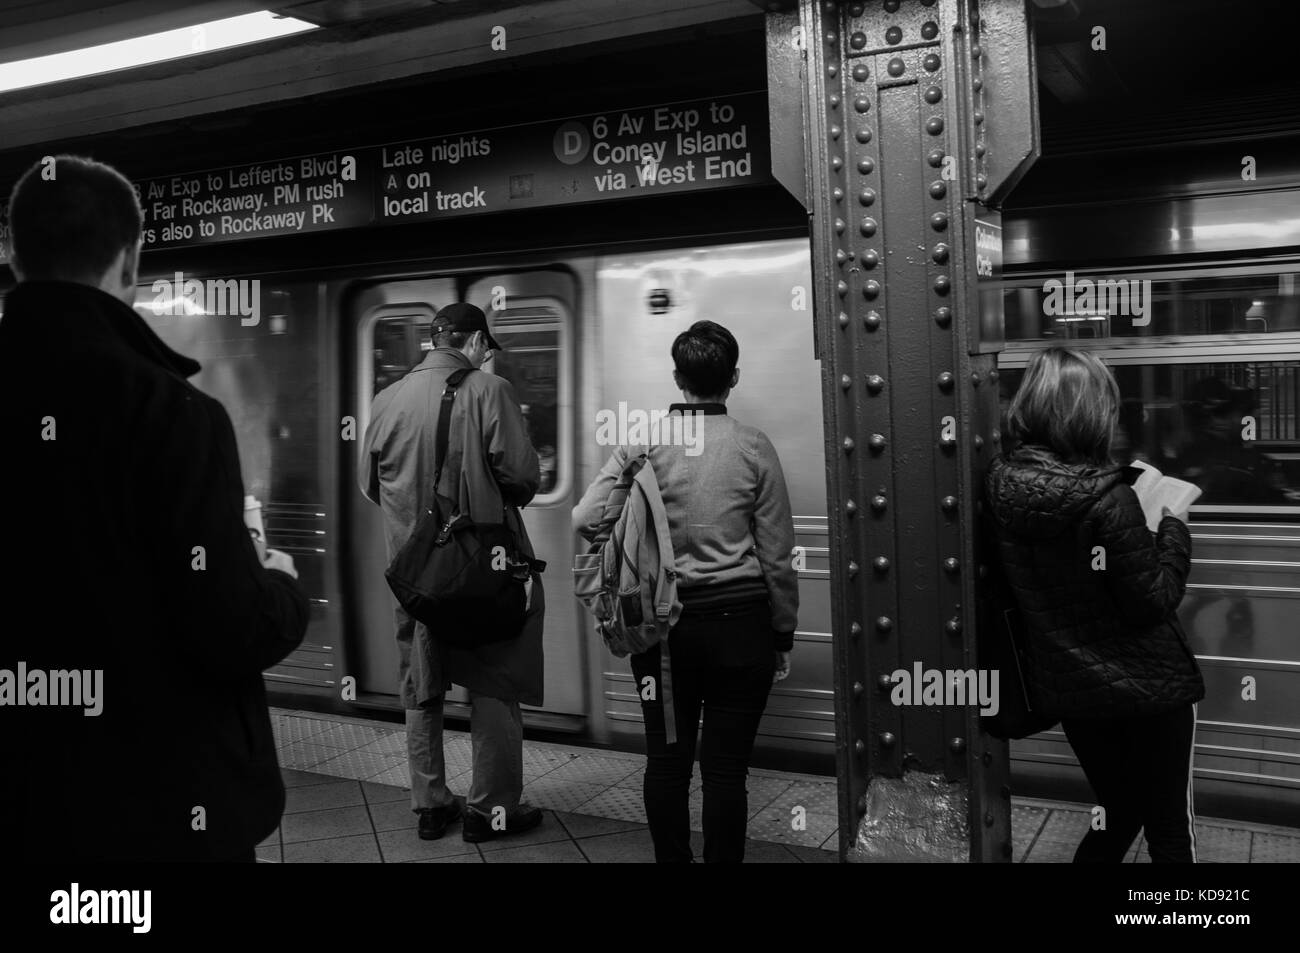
left=1062, top=703, right=1198, bottom=863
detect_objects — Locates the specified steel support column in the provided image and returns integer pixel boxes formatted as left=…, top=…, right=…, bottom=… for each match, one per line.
left=769, top=0, right=1038, bottom=861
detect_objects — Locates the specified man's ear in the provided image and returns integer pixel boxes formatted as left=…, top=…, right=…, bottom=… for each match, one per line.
left=730, top=367, right=740, bottom=389
left=119, top=241, right=141, bottom=289
left=672, top=370, right=683, bottom=392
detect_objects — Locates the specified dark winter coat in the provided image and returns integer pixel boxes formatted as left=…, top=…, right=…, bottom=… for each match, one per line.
left=984, top=444, right=1205, bottom=720
left=359, top=347, right=544, bottom=707
left=0, top=281, right=309, bottom=862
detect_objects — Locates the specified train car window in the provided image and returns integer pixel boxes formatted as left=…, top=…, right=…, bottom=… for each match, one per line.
left=369, top=313, right=432, bottom=395
left=1004, top=270, right=1300, bottom=341
left=997, top=359, right=1300, bottom=511
left=485, top=303, right=564, bottom=500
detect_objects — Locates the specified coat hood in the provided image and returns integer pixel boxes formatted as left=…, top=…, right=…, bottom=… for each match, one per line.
left=986, top=444, right=1135, bottom=541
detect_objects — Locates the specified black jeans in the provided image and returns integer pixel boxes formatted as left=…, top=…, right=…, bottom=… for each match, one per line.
left=1062, top=703, right=1198, bottom=863
left=630, top=602, right=776, bottom=863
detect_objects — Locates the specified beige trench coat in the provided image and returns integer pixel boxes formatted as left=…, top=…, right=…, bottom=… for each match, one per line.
left=359, top=347, right=544, bottom=708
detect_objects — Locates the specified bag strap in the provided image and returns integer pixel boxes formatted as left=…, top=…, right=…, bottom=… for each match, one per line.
left=433, top=367, right=475, bottom=496
left=591, top=452, right=647, bottom=546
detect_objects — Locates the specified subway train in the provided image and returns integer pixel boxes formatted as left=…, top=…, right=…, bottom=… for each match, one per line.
left=2, top=142, right=1297, bottom=827
left=115, top=212, right=1298, bottom=824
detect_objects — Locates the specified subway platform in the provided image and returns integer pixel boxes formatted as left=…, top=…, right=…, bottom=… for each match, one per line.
left=262, top=708, right=1300, bottom=863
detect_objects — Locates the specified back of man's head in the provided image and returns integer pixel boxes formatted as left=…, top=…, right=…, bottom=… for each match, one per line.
left=6, top=155, right=143, bottom=284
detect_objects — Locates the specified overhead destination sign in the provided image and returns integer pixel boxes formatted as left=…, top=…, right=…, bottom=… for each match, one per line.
left=0, top=93, right=768, bottom=260
left=377, top=95, right=766, bottom=226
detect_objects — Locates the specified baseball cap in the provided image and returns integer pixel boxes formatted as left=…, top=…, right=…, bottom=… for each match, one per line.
left=430, top=302, right=503, bottom=352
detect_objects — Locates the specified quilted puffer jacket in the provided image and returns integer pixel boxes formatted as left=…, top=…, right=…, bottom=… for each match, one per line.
left=985, top=444, right=1205, bottom=720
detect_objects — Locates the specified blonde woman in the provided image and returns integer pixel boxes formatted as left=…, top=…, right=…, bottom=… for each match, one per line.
left=985, top=345, right=1205, bottom=862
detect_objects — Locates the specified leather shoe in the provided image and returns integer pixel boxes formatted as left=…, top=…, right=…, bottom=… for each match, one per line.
left=417, top=795, right=465, bottom=841
left=462, top=803, right=544, bottom=843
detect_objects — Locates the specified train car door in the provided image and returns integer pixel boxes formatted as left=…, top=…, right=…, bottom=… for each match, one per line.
left=464, top=270, right=583, bottom=724
left=348, top=270, right=584, bottom=726
left=347, top=278, right=457, bottom=702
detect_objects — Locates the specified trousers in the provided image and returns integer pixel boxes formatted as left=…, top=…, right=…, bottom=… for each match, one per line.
left=1062, top=703, right=1198, bottom=863
left=630, top=601, right=776, bottom=863
left=405, top=693, right=524, bottom=817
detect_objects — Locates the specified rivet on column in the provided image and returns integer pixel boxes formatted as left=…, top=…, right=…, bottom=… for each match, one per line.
left=850, top=621, right=862, bottom=638
left=949, top=737, right=965, bottom=754
left=934, top=306, right=952, bottom=327
left=931, top=211, right=949, bottom=231
left=877, top=673, right=893, bottom=690
left=860, top=248, right=879, bottom=267
left=945, top=616, right=961, bottom=635
left=937, top=371, right=954, bottom=390
left=863, top=280, right=880, bottom=300
left=932, top=242, right=950, bottom=263
left=840, top=374, right=852, bottom=390
left=843, top=437, right=855, bottom=453
left=864, top=310, right=881, bottom=330
left=879, top=731, right=896, bottom=747
left=866, top=374, right=884, bottom=393
left=873, top=555, right=890, bottom=573
left=868, top=433, right=886, bottom=451
left=887, top=58, right=905, bottom=77
left=848, top=560, right=859, bottom=578
left=941, top=495, right=957, bottom=512
left=943, top=557, right=959, bottom=573
left=871, top=494, right=887, bottom=512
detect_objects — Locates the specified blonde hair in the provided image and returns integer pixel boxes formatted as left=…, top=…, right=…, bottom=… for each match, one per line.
left=1007, top=346, right=1120, bottom=465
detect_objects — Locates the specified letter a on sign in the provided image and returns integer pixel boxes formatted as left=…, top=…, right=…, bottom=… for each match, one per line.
left=491, top=546, right=508, bottom=571
left=640, top=676, right=657, bottom=701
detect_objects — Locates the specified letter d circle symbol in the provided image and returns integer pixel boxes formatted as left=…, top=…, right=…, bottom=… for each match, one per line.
left=553, top=121, right=590, bottom=164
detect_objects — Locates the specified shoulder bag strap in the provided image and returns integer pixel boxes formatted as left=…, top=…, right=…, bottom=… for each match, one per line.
left=433, top=366, right=475, bottom=497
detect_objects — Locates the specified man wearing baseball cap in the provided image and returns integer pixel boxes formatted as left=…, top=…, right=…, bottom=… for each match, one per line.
left=360, top=302, right=547, bottom=843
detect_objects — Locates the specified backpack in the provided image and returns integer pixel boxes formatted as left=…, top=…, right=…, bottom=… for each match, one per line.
left=573, top=451, right=684, bottom=743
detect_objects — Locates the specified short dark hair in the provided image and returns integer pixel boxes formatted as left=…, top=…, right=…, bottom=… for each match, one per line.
left=671, top=320, right=739, bottom=398
left=1007, top=345, right=1120, bottom=465
left=6, top=155, right=143, bottom=282
left=432, top=329, right=472, bottom=349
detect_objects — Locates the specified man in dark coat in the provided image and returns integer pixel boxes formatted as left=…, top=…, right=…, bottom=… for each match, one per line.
left=360, top=302, right=545, bottom=843
left=0, top=156, right=308, bottom=862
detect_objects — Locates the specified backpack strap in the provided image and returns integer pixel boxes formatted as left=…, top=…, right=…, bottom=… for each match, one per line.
left=433, top=367, right=475, bottom=497
left=635, top=464, right=681, bottom=746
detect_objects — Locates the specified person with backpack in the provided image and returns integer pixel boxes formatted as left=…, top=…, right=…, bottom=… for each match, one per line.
left=360, top=303, right=546, bottom=844
left=573, top=320, right=799, bottom=863
left=984, top=345, right=1205, bottom=862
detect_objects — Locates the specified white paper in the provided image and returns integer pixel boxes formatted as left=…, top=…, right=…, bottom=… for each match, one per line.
left=1129, top=459, right=1202, bottom=532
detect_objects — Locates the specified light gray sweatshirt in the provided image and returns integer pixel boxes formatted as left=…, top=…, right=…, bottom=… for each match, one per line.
left=573, top=404, right=799, bottom=638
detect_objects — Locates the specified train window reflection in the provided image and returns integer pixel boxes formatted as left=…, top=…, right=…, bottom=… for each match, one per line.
left=999, top=360, right=1300, bottom=509
left=1004, top=271, right=1300, bottom=341
left=486, top=308, right=561, bottom=498
left=370, top=314, right=428, bottom=395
